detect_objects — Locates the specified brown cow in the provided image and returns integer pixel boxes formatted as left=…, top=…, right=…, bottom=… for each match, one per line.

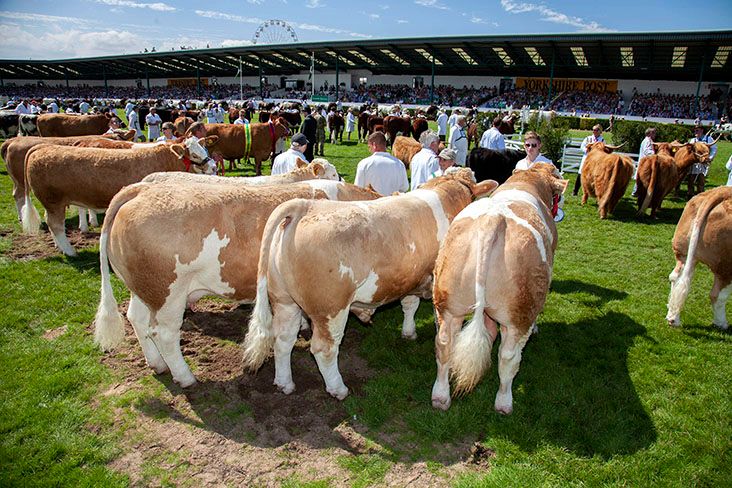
left=382, top=115, right=412, bottom=144
left=431, top=163, right=568, bottom=414
left=242, top=168, right=498, bottom=400
left=173, top=116, right=194, bottom=136
left=200, top=118, right=290, bottom=175
left=37, top=113, right=113, bottom=137
left=636, top=141, right=713, bottom=217
left=328, top=112, right=344, bottom=143
left=412, top=117, right=429, bottom=141
left=580, top=142, right=634, bottom=219
left=22, top=136, right=218, bottom=256
left=367, top=115, right=384, bottom=135
left=391, top=135, right=445, bottom=169
left=666, top=186, right=732, bottom=330
left=466, top=121, right=480, bottom=149
left=93, top=180, right=381, bottom=387
left=1, top=131, right=135, bottom=222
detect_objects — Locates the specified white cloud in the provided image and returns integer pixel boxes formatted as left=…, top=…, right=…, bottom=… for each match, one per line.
left=0, top=23, right=143, bottom=59
left=397, top=19, right=408, bottom=24
left=194, top=9, right=371, bottom=40
left=0, top=10, right=91, bottom=26
left=470, top=15, right=487, bottom=24
left=414, top=0, right=449, bottom=10
left=379, top=4, right=390, bottom=10
left=221, top=39, right=254, bottom=48
left=246, top=0, right=264, bottom=4
left=369, top=13, right=380, bottom=20
left=306, top=0, right=325, bottom=8
left=94, top=0, right=176, bottom=12
left=500, top=0, right=614, bottom=32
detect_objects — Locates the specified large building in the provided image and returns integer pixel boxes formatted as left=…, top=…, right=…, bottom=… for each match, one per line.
left=1, top=30, right=731, bottom=108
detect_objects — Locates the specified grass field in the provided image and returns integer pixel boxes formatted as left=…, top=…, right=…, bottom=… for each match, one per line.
left=1, top=126, right=730, bottom=486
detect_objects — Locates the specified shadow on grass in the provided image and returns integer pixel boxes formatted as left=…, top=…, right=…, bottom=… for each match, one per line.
left=551, top=278, right=628, bottom=305
left=681, top=323, right=732, bottom=342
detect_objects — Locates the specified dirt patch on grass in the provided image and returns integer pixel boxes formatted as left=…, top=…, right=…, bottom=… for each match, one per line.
left=7, top=229, right=100, bottom=260
left=99, top=298, right=483, bottom=486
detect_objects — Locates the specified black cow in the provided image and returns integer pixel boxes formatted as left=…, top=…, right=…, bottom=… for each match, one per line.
left=19, top=114, right=39, bottom=136
left=467, top=147, right=527, bottom=184
left=0, top=110, right=19, bottom=139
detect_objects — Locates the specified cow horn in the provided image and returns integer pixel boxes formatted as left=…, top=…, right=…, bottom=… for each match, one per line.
left=669, top=141, right=685, bottom=147
left=706, top=134, right=721, bottom=146
left=605, top=142, right=626, bottom=151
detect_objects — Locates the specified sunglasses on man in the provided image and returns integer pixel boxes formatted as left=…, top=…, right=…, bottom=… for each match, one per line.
left=524, top=142, right=539, bottom=148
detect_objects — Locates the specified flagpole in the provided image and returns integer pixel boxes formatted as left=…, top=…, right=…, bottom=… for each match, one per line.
left=239, top=56, right=243, bottom=102
left=311, top=52, right=315, bottom=100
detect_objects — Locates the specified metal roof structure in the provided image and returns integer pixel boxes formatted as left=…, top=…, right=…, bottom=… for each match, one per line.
left=1, top=31, right=731, bottom=83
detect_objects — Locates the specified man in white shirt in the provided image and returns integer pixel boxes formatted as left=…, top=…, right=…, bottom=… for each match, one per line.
left=573, top=124, right=605, bottom=195
left=436, top=109, right=448, bottom=142
left=215, top=104, right=226, bottom=123
left=632, top=127, right=655, bottom=196
left=79, top=100, right=90, bottom=114
left=124, top=101, right=135, bottom=119
left=145, top=107, right=162, bottom=141
left=430, top=148, right=457, bottom=179
left=48, top=100, right=59, bottom=113
left=448, top=115, right=468, bottom=167
left=446, top=109, right=460, bottom=141
left=30, top=101, right=41, bottom=114
left=479, top=116, right=505, bottom=151
left=272, top=133, right=309, bottom=175
left=128, top=105, right=144, bottom=142
left=233, top=110, right=249, bottom=125
left=354, top=131, right=408, bottom=196
left=14, top=100, right=30, bottom=115
left=410, top=130, right=441, bottom=191
left=726, top=154, right=732, bottom=187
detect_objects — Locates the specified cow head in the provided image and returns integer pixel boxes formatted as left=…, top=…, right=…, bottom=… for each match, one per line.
left=424, top=167, right=498, bottom=200
left=169, top=136, right=219, bottom=174
left=513, top=163, right=568, bottom=208
left=689, top=141, right=712, bottom=163
left=653, top=142, right=677, bottom=156
left=273, top=117, right=291, bottom=138
left=309, top=158, right=340, bottom=180
left=104, top=129, right=137, bottom=140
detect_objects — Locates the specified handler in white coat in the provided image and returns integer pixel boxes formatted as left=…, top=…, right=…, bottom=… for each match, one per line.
left=448, top=115, right=469, bottom=167
left=409, top=130, right=441, bottom=191
left=272, top=133, right=309, bottom=175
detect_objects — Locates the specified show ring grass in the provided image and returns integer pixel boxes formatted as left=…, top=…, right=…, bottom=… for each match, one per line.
left=0, top=126, right=730, bottom=486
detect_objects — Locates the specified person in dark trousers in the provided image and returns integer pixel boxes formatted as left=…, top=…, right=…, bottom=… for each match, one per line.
left=299, top=106, right=317, bottom=163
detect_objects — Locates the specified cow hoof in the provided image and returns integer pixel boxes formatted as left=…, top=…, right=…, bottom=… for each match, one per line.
left=275, top=381, right=295, bottom=395
left=667, top=318, right=681, bottom=328
left=150, top=363, right=170, bottom=375
left=328, top=385, right=349, bottom=400
left=401, top=332, right=417, bottom=341
left=175, top=376, right=198, bottom=388
left=713, top=322, right=729, bottom=331
left=494, top=404, right=513, bottom=415
left=431, top=396, right=451, bottom=411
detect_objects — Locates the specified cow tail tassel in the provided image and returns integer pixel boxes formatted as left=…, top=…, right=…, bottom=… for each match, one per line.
left=451, top=217, right=505, bottom=395
left=21, top=147, right=42, bottom=234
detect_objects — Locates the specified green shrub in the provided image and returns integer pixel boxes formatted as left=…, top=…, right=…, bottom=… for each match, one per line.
left=612, top=120, right=694, bottom=153
left=526, top=114, right=570, bottom=164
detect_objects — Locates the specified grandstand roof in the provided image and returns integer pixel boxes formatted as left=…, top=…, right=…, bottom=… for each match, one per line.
left=1, top=31, right=731, bottom=83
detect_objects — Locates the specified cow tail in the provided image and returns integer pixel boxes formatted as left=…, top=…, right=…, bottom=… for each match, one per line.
left=600, top=156, right=625, bottom=214
left=639, top=157, right=657, bottom=215
left=666, top=192, right=726, bottom=324
left=94, top=184, right=147, bottom=351
left=451, top=217, right=505, bottom=395
left=0, top=140, right=9, bottom=163
left=242, top=199, right=306, bottom=372
left=21, top=146, right=42, bottom=234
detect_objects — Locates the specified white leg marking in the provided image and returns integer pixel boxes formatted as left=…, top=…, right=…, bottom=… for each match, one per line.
left=313, top=308, right=350, bottom=400
left=150, top=303, right=196, bottom=387
left=713, top=283, right=731, bottom=330
left=53, top=230, right=77, bottom=257
left=272, top=304, right=303, bottom=394
left=494, top=326, right=532, bottom=415
left=76, top=206, right=89, bottom=232
left=88, top=209, right=99, bottom=227
left=400, top=295, right=420, bottom=340
left=127, top=295, right=167, bottom=374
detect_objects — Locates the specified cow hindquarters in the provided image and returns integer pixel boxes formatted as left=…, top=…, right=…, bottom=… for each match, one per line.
left=310, top=308, right=350, bottom=400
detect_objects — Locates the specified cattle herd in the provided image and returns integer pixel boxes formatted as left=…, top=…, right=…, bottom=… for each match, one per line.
left=0, top=105, right=729, bottom=417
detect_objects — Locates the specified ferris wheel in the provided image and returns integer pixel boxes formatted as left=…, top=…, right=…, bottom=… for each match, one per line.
left=252, top=20, right=298, bottom=45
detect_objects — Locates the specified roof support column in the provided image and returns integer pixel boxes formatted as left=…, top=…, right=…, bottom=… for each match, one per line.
left=65, top=68, right=69, bottom=90
left=146, top=67, right=150, bottom=98
left=430, top=54, right=435, bottom=104
left=258, top=57, right=263, bottom=99
left=695, top=46, right=707, bottom=117
left=196, top=64, right=201, bottom=98
left=103, top=65, right=108, bottom=98
left=547, top=46, right=556, bottom=110
left=335, top=54, right=339, bottom=103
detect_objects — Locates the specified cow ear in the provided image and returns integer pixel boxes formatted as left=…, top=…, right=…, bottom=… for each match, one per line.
left=169, top=144, right=185, bottom=158
left=472, top=179, right=498, bottom=198
left=311, top=162, right=325, bottom=175
left=203, top=135, right=218, bottom=146
left=295, top=157, right=308, bottom=168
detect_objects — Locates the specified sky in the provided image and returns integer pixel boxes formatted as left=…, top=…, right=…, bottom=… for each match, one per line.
left=0, top=0, right=730, bottom=60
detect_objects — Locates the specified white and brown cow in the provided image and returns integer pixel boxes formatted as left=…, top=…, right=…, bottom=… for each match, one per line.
left=242, top=168, right=497, bottom=400
left=22, top=136, right=218, bottom=256
left=430, top=163, right=568, bottom=415
left=580, top=142, right=634, bottom=219
left=666, top=186, right=732, bottom=330
left=1, top=131, right=136, bottom=223
left=142, top=158, right=339, bottom=185
left=94, top=180, right=381, bottom=387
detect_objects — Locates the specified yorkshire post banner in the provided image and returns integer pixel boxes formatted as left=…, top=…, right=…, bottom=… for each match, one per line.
left=516, top=78, right=618, bottom=93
